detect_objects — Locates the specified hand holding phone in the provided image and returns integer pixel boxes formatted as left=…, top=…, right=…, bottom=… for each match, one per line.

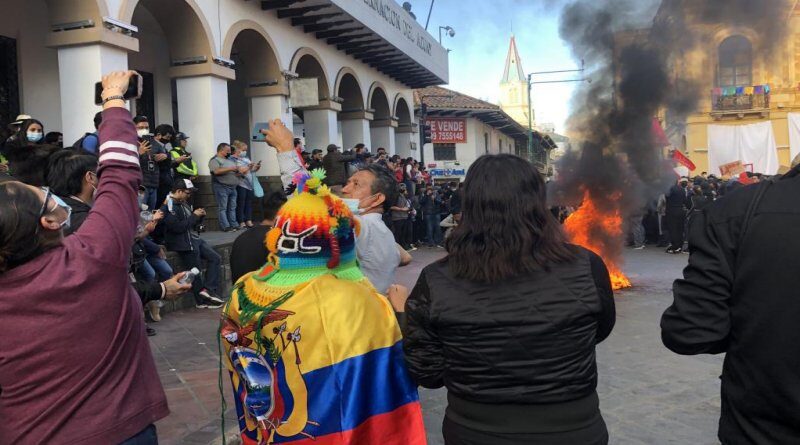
left=95, top=72, right=143, bottom=105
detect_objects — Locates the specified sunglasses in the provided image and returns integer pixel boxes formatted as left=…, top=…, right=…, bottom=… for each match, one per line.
left=37, top=187, right=72, bottom=231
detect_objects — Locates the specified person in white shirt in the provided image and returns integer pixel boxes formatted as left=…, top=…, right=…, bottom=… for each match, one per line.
left=262, top=120, right=409, bottom=294
left=340, top=164, right=408, bottom=294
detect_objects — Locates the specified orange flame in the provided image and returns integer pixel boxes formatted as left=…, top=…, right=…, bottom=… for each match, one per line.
left=563, top=191, right=632, bottom=290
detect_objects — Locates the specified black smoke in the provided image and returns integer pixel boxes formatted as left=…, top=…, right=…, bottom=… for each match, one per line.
left=550, top=0, right=789, bottom=256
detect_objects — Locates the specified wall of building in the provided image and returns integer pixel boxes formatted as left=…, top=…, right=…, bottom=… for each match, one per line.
left=667, top=8, right=800, bottom=174
left=3, top=0, right=428, bottom=156
left=0, top=0, right=63, bottom=132
left=421, top=117, right=518, bottom=181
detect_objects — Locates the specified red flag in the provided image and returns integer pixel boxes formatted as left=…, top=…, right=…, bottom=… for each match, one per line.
left=672, top=150, right=696, bottom=171
left=651, top=118, right=670, bottom=147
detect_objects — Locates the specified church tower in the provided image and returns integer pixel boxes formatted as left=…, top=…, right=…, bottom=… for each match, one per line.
left=498, top=35, right=531, bottom=127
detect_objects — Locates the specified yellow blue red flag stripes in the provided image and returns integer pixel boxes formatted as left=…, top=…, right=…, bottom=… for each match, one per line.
left=222, top=275, right=427, bottom=445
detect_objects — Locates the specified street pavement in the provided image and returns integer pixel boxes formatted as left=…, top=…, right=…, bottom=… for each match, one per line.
left=149, top=246, right=724, bottom=445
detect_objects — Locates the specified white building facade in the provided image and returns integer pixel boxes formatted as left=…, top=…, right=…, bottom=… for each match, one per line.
left=0, top=0, right=449, bottom=178
left=413, top=86, right=529, bottom=182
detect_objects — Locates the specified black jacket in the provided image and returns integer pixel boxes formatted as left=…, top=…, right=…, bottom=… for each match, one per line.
left=322, top=151, right=356, bottom=187
left=419, top=192, right=442, bottom=216
left=230, top=225, right=271, bottom=284
left=661, top=171, right=800, bottom=444
left=140, top=153, right=160, bottom=188
left=61, top=196, right=91, bottom=235
left=160, top=200, right=198, bottom=252
left=665, top=184, right=689, bottom=211
left=402, top=246, right=614, bottom=431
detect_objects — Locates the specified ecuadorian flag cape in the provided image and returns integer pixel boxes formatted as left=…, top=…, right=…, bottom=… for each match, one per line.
left=222, top=260, right=428, bottom=445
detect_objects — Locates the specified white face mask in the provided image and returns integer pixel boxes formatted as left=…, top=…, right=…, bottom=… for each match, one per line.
left=342, top=198, right=364, bottom=215
left=137, top=128, right=150, bottom=137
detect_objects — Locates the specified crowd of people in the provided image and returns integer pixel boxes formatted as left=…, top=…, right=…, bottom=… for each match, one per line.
left=0, top=88, right=229, bottom=332
left=2, top=70, right=800, bottom=445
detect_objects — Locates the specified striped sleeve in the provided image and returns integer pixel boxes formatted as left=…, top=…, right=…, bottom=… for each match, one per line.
left=98, top=133, right=140, bottom=166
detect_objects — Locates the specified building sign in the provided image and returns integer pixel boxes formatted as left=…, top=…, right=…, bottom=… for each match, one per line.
left=430, top=168, right=466, bottom=177
left=427, top=118, right=467, bottom=143
left=362, top=0, right=432, bottom=55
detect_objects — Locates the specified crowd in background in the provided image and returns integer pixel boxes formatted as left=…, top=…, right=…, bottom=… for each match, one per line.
left=292, top=142, right=464, bottom=251
left=0, top=111, right=231, bottom=334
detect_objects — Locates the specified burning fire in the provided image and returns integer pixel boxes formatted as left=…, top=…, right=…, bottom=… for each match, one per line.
left=563, top=191, right=632, bottom=290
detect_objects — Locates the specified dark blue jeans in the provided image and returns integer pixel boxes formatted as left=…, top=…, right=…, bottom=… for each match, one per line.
left=143, top=187, right=158, bottom=211
left=212, top=183, right=238, bottom=229
left=119, top=424, right=157, bottom=445
left=425, top=213, right=442, bottom=245
left=236, top=186, right=254, bottom=224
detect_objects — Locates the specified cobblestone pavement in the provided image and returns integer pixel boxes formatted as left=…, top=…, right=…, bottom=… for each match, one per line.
left=150, top=246, right=724, bottom=445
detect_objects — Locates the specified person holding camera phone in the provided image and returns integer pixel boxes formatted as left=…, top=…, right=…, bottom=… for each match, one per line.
left=134, top=115, right=160, bottom=211
left=0, top=70, right=172, bottom=445
left=160, top=178, right=224, bottom=309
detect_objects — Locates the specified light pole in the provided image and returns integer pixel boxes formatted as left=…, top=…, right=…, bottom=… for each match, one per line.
left=526, top=61, right=587, bottom=164
left=438, top=26, right=455, bottom=44
left=418, top=94, right=453, bottom=165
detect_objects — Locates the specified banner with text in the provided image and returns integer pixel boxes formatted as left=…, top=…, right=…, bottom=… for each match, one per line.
left=427, top=118, right=467, bottom=143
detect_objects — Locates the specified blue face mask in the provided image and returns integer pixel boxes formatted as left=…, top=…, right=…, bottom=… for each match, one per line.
left=50, top=194, right=72, bottom=229
left=27, top=131, right=43, bottom=143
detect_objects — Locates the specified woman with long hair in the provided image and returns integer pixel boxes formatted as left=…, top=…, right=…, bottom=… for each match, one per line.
left=0, top=71, right=169, bottom=445
left=391, top=154, right=616, bottom=445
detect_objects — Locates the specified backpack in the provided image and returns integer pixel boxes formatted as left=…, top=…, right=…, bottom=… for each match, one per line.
left=71, top=133, right=98, bottom=154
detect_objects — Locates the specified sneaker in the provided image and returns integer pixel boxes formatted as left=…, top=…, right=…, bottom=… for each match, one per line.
left=633, top=245, right=645, bottom=250
left=409, top=246, right=418, bottom=251
left=146, top=300, right=162, bottom=322
left=196, top=296, right=224, bottom=309
left=146, top=326, right=157, bottom=336
left=199, top=289, right=224, bottom=304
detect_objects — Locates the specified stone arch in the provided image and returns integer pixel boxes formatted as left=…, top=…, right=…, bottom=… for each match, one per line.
left=335, top=68, right=365, bottom=112
left=223, top=21, right=282, bottom=83
left=393, top=94, right=412, bottom=126
left=290, top=47, right=331, bottom=99
left=121, top=0, right=217, bottom=60
left=368, top=82, right=391, bottom=120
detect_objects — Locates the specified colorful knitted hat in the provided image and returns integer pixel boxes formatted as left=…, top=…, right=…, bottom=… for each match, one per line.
left=242, top=169, right=368, bottom=304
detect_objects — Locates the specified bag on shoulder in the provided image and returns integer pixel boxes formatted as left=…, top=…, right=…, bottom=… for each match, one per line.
left=71, top=133, right=98, bottom=154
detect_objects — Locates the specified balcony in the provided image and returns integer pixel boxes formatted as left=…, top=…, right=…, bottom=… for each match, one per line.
left=711, top=85, right=770, bottom=120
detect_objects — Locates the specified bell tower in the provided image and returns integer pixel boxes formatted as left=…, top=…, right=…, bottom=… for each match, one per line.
left=498, top=35, right=531, bottom=127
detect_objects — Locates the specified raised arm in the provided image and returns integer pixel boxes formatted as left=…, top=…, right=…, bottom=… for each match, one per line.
left=71, top=71, right=143, bottom=268
left=262, top=119, right=308, bottom=189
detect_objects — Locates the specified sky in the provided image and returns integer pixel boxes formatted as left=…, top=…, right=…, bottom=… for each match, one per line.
left=401, top=0, right=658, bottom=134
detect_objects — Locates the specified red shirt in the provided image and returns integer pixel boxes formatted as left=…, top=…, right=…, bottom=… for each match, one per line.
left=0, top=107, right=168, bottom=444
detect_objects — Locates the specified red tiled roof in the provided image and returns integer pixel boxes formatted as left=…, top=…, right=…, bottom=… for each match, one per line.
left=413, top=86, right=500, bottom=110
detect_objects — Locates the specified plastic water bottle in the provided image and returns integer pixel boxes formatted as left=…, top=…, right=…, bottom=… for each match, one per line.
left=179, top=267, right=200, bottom=285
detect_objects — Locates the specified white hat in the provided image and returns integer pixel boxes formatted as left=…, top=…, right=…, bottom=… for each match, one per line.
left=11, top=114, right=32, bottom=125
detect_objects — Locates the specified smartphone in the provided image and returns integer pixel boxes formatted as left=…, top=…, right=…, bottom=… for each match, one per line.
left=94, top=74, right=143, bottom=105
left=252, top=122, right=270, bottom=142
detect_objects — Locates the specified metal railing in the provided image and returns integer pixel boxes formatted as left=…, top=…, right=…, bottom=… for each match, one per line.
left=712, top=86, right=770, bottom=111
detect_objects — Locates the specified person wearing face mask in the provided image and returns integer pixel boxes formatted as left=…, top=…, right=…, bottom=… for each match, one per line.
left=231, top=140, right=260, bottom=229
left=261, top=120, right=409, bottom=294
left=16, top=118, right=45, bottom=145
left=209, top=143, right=247, bottom=232
left=133, top=115, right=159, bottom=210
left=46, top=150, right=99, bottom=235
left=152, top=124, right=175, bottom=208
left=0, top=71, right=170, bottom=444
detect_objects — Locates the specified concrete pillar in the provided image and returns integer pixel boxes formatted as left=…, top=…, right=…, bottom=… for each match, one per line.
left=57, top=44, right=129, bottom=145
left=175, top=75, right=230, bottom=175
left=301, top=100, right=341, bottom=151
left=248, top=88, right=292, bottom=178
left=395, top=126, right=415, bottom=159
left=339, top=110, right=373, bottom=151
left=370, top=119, right=398, bottom=155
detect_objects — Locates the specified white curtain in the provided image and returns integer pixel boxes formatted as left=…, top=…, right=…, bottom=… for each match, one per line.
left=787, top=113, right=800, bottom=162
left=707, top=121, right=779, bottom=175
